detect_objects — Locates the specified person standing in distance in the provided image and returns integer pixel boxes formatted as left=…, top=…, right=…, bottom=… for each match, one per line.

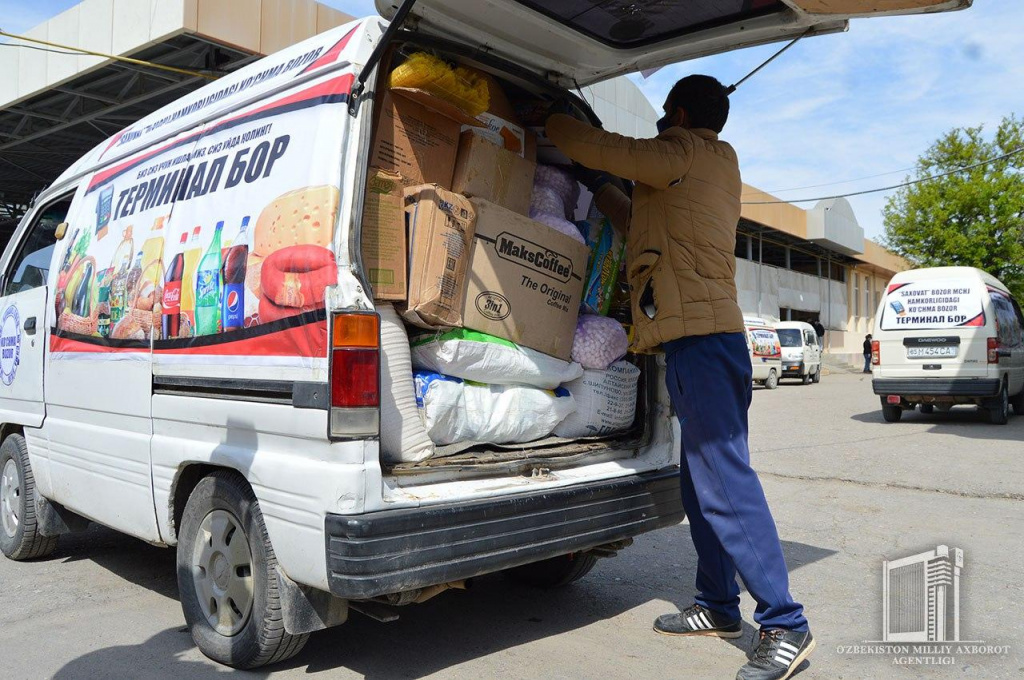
left=863, top=334, right=874, bottom=373
left=812, top=319, right=826, bottom=349
left=546, top=76, right=813, bottom=680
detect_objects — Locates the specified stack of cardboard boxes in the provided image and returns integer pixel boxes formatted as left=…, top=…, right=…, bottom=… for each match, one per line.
left=361, top=75, right=589, bottom=360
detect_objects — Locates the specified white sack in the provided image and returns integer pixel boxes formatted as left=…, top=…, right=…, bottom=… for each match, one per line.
left=415, top=372, right=576, bottom=445
left=554, top=361, right=640, bottom=438
left=411, top=329, right=583, bottom=389
left=379, top=304, right=434, bottom=463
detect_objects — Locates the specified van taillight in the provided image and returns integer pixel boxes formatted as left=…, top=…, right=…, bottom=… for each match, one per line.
left=329, top=312, right=380, bottom=438
left=871, top=340, right=880, bottom=366
left=987, top=337, right=1000, bottom=364
left=331, top=349, right=379, bottom=407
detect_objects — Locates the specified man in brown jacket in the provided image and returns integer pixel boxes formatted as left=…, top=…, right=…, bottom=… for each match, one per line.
left=546, top=76, right=813, bottom=680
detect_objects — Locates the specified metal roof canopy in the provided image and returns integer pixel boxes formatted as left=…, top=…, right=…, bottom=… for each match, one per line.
left=0, top=35, right=256, bottom=218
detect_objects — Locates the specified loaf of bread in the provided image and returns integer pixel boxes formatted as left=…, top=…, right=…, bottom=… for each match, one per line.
left=253, top=185, right=340, bottom=256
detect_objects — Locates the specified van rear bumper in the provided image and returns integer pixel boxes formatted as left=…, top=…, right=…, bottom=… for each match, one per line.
left=872, top=378, right=1001, bottom=397
left=324, top=468, right=684, bottom=599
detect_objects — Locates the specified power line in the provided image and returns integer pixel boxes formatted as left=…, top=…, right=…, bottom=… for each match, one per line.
left=741, top=146, right=1024, bottom=205
left=0, top=27, right=220, bottom=80
left=742, top=164, right=919, bottom=196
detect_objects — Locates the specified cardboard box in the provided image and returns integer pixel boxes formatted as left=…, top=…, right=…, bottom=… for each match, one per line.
left=462, top=198, right=589, bottom=359
left=452, top=131, right=536, bottom=216
left=370, top=88, right=480, bottom=187
left=403, top=185, right=477, bottom=329
left=463, top=112, right=526, bottom=157
left=360, top=168, right=406, bottom=301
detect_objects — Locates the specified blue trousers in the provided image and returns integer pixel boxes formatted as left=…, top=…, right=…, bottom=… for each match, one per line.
left=664, top=332, right=808, bottom=632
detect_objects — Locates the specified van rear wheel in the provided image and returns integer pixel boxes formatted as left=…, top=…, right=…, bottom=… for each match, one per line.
left=177, top=471, right=308, bottom=669
left=765, top=369, right=779, bottom=390
left=987, top=383, right=1009, bottom=425
left=811, top=365, right=821, bottom=384
left=0, top=434, right=58, bottom=561
left=503, top=552, right=598, bottom=588
left=881, top=399, right=903, bottom=423
left=1010, top=386, right=1024, bottom=416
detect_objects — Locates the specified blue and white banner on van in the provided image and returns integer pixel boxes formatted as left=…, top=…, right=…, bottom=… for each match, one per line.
left=880, top=280, right=986, bottom=331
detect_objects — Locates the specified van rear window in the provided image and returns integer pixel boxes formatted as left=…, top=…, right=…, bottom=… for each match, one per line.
left=513, top=0, right=785, bottom=48
left=879, top=280, right=986, bottom=331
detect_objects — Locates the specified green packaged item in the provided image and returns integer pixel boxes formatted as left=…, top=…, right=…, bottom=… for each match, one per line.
left=578, top=217, right=625, bottom=315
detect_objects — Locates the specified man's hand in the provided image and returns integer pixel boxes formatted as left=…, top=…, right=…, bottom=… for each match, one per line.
left=573, top=162, right=613, bottom=193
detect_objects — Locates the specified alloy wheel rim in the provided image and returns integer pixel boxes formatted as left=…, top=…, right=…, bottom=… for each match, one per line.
left=1, top=458, right=20, bottom=538
left=191, top=508, right=254, bottom=636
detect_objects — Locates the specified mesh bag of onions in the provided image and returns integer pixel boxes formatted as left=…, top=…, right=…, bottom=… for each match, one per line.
left=571, top=314, right=628, bottom=370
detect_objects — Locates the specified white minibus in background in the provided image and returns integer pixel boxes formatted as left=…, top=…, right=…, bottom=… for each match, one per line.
left=743, top=316, right=782, bottom=389
left=871, top=266, right=1024, bottom=423
left=775, top=320, right=822, bottom=384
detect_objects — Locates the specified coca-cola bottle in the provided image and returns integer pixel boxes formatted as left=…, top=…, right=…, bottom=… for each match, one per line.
left=162, top=232, right=188, bottom=339
left=221, top=216, right=250, bottom=332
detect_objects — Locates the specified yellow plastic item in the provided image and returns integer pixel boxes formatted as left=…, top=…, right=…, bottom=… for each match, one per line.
left=389, top=52, right=489, bottom=117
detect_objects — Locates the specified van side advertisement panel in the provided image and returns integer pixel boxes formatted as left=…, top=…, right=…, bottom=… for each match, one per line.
left=49, top=72, right=353, bottom=364
left=749, top=328, right=781, bottom=359
left=879, top=280, right=986, bottom=331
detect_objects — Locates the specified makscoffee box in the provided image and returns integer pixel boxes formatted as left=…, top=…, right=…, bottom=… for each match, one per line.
left=462, top=198, right=588, bottom=360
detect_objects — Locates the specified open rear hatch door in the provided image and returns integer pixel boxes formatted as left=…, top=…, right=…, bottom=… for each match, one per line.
left=376, top=0, right=971, bottom=86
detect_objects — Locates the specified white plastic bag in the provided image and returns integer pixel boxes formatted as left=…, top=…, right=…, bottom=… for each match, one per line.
left=412, top=329, right=583, bottom=389
left=379, top=304, right=434, bottom=463
left=554, top=361, right=640, bottom=438
left=571, top=314, right=628, bottom=369
left=415, top=372, right=576, bottom=445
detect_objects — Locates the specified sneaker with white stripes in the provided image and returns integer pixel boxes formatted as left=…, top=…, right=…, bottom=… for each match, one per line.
left=653, top=603, right=742, bottom=638
left=736, top=628, right=815, bottom=680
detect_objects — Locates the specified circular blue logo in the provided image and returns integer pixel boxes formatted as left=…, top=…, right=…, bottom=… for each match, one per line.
left=0, top=305, right=21, bottom=386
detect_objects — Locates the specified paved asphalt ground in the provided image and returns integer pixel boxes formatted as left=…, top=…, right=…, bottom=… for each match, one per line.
left=2, top=372, right=1022, bottom=679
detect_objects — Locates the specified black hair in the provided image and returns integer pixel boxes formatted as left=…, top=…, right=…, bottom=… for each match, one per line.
left=667, top=75, right=730, bottom=133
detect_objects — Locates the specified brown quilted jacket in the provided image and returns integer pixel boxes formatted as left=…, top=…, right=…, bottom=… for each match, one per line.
left=546, top=114, right=745, bottom=351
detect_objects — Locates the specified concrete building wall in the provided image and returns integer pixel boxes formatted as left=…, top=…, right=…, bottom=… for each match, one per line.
left=581, top=77, right=659, bottom=139
left=736, top=259, right=848, bottom=341
left=0, top=0, right=353, bottom=110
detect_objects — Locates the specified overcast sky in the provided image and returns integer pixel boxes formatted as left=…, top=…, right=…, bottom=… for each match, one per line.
left=3, top=0, right=1019, bottom=241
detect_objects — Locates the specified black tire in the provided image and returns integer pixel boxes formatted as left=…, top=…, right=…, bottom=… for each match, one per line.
left=504, top=552, right=598, bottom=588
left=176, top=471, right=308, bottom=669
left=881, top=399, right=903, bottom=423
left=802, top=369, right=812, bottom=385
left=987, top=382, right=1009, bottom=425
left=811, top=365, right=822, bottom=384
left=0, top=434, right=58, bottom=561
left=765, top=369, right=779, bottom=390
left=1010, top=386, right=1024, bottom=416
left=919, top=404, right=935, bottom=414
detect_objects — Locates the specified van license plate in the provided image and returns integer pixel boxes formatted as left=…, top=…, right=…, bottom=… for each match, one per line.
left=907, top=346, right=957, bottom=358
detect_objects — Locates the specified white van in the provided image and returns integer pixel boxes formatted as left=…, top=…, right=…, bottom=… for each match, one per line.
left=744, top=316, right=782, bottom=389
left=0, top=1, right=971, bottom=668
left=774, top=320, right=822, bottom=384
left=871, top=266, right=1024, bottom=423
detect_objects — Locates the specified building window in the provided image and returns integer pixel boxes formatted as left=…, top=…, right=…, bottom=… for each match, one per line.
left=789, top=249, right=820, bottom=276
left=735, top=233, right=749, bottom=260
left=854, top=274, right=861, bottom=317
left=829, top=261, right=846, bottom=283
left=865, top=280, right=873, bottom=319
left=760, top=240, right=787, bottom=268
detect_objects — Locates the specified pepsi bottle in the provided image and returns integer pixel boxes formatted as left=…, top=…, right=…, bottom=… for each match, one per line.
left=221, top=216, right=250, bottom=332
